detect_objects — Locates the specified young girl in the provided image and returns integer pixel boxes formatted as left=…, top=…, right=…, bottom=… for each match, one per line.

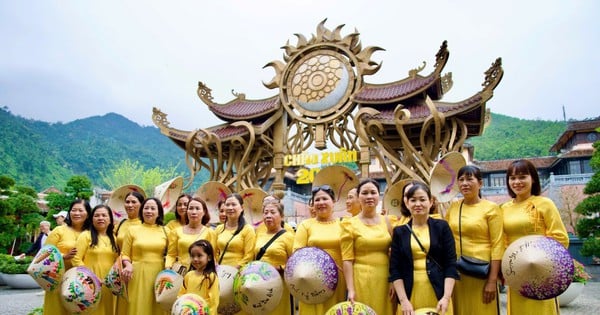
left=178, top=240, right=219, bottom=314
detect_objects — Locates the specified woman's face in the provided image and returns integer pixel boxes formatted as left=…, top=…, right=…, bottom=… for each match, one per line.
left=218, top=203, right=227, bottom=223
left=142, top=199, right=159, bottom=224
left=69, top=203, right=88, bottom=227
left=262, top=204, right=282, bottom=231
left=458, top=174, right=482, bottom=199
left=93, top=207, right=111, bottom=233
left=187, top=199, right=205, bottom=225
left=407, top=188, right=432, bottom=219
left=313, top=190, right=334, bottom=221
left=508, top=173, right=533, bottom=199
left=402, top=183, right=414, bottom=209
left=176, top=196, right=190, bottom=220
left=224, top=196, right=243, bottom=222
left=124, top=195, right=141, bottom=219
left=358, top=182, right=379, bottom=211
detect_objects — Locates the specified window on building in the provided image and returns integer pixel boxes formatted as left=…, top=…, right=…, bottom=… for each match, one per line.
left=489, top=173, right=505, bottom=187
left=569, top=160, right=582, bottom=174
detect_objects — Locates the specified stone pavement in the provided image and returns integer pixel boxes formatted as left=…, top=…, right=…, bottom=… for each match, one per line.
left=1, top=283, right=599, bottom=314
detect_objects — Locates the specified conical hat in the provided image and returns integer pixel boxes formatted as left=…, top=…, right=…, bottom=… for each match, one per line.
left=171, top=293, right=210, bottom=315
left=217, top=264, right=242, bottom=315
left=501, top=235, right=574, bottom=300
left=154, top=176, right=184, bottom=213
left=104, top=255, right=127, bottom=299
left=27, top=245, right=64, bottom=292
left=284, top=247, right=338, bottom=304
left=194, top=181, right=232, bottom=224
left=234, top=261, right=283, bottom=314
left=313, top=165, right=359, bottom=213
left=383, top=178, right=413, bottom=218
left=107, top=184, right=146, bottom=222
left=325, top=301, right=377, bottom=315
left=240, top=188, right=267, bottom=227
left=154, top=269, right=184, bottom=311
left=60, top=266, right=102, bottom=314
left=429, top=152, right=466, bottom=203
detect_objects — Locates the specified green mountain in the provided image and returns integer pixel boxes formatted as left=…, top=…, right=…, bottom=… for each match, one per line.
left=0, top=107, right=187, bottom=190
left=0, top=108, right=568, bottom=190
left=466, top=113, right=566, bottom=161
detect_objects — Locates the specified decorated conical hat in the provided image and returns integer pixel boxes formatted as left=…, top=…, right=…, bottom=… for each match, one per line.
left=233, top=261, right=283, bottom=314
left=239, top=188, right=267, bottom=227
left=429, top=151, right=466, bottom=203
left=383, top=178, right=413, bottom=218
left=154, top=176, right=184, bottom=213
left=217, top=264, right=242, bottom=315
left=284, top=247, right=338, bottom=304
left=104, top=255, right=127, bottom=299
left=415, top=308, right=440, bottom=315
left=501, top=235, right=574, bottom=300
left=154, top=269, right=184, bottom=311
left=27, top=245, right=64, bottom=292
left=171, top=293, right=210, bottom=315
left=312, top=165, right=359, bottom=212
left=60, top=266, right=102, bottom=314
left=325, top=301, right=377, bottom=315
left=107, top=184, right=147, bottom=223
left=194, top=181, right=232, bottom=224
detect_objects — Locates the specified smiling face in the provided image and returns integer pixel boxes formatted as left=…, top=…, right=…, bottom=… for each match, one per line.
left=358, top=182, right=379, bottom=212
left=345, top=188, right=361, bottom=215
left=142, top=199, right=159, bottom=225
left=176, top=196, right=190, bottom=221
left=312, top=190, right=334, bottom=221
left=92, top=207, right=111, bottom=233
left=407, top=187, right=432, bottom=219
left=190, top=244, right=210, bottom=271
left=187, top=199, right=205, bottom=225
left=224, top=196, right=243, bottom=223
left=69, top=202, right=89, bottom=228
left=124, top=195, right=142, bottom=219
left=218, top=202, right=227, bottom=223
left=508, top=173, right=533, bottom=200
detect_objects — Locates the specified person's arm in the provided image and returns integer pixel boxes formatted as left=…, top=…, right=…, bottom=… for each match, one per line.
left=539, top=197, right=569, bottom=248
left=292, top=221, right=309, bottom=251
left=240, top=225, right=256, bottom=267
left=340, top=219, right=356, bottom=302
left=165, top=228, right=178, bottom=268
left=71, top=232, right=89, bottom=267
left=484, top=203, right=503, bottom=303
left=393, top=279, right=413, bottom=314
left=121, top=228, right=134, bottom=282
left=208, top=273, right=220, bottom=314
left=436, top=277, right=455, bottom=315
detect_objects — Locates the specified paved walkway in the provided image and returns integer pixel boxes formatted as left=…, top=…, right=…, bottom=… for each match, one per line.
left=1, top=282, right=599, bottom=314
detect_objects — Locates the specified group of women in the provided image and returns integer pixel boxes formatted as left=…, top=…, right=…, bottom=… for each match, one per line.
left=38, top=158, right=568, bottom=315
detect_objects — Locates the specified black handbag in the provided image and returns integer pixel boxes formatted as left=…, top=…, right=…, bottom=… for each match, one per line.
left=457, top=201, right=490, bottom=279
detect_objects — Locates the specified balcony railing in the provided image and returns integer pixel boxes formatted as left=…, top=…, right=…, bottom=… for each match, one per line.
left=482, top=173, right=592, bottom=196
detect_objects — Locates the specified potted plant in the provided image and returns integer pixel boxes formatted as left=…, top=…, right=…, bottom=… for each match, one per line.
left=0, top=253, right=40, bottom=289
left=558, top=259, right=592, bottom=306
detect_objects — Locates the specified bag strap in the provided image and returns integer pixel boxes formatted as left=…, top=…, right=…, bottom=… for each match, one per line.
left=458, top=200, right=464, bottom=256
left=115, top=218, right=127, bottom=236
left=161, top=226, right=168, bottom=257
left=218, top=226, right=243, bottom=265
left=256, top=229, right=286, bottom=260
left=405, top=224, right=443, bottom=270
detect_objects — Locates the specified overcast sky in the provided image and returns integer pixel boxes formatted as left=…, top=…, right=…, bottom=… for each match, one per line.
left=1, top=1, right=598, bottom=131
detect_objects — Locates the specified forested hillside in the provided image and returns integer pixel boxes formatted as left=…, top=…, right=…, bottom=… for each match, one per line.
left=466, top=113, right=566, bottom=161
left=0, top=108, right=569, bottom=191
left=0, top=107, right=188, bottom=190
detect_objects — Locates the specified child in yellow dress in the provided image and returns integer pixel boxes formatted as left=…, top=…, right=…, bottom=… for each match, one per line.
left=178, top=240, right=220, bottom=314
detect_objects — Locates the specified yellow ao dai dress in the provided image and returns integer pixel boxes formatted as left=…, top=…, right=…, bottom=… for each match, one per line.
left=215, top=224, right=256, bottom=267
left=114, top=217, right=141, bottom=314
left=445, top=199, right=504, bottom=315
left=72, top=231, right=119, bottom=315
left=293, top=218, right=345, bottom=315
left=501, top=195, right=568, bottom=315
left=121, top=223, right=170, bottom=315
left=254, top=229, right=295, bottom=315
left=341, top=215, right=394, bottom=315
left=178, top=271, right=220, bottom=314
left=43, top=225, right=83, bottom=315
left=166, top=226, right=217, bottom=269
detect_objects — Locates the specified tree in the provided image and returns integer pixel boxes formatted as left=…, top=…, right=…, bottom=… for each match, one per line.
left=100, top=159, right=180, bottom=195
left=575, top=128, right=600, bottom=261
left=0, top=178, right=44, bottom=253
left=0, top=175, right=15, bottom=190
left=64, top=175, right=93, bottom=200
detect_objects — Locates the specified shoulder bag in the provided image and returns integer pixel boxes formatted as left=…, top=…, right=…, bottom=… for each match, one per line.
left=456, top=201, right=490, bottom=279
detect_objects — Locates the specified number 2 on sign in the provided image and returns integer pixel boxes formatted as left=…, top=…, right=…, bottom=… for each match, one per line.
left=296, top=168, right=321, bottom=184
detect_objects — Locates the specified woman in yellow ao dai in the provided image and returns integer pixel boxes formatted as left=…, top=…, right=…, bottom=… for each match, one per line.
left=293, top=185, right=345, bottom=315
left=215, top=194, right=256, bottom=268
left=501, top=160, right=568, bottom=315
left=445, top=166, right=504, bottom=315
left=166, top=197, right=217, bottom=270
left=341, top=178, right=394, bottom=315
left=254, top=199, right=295, bottom=315
left=72, top=205, right=119, bottom=315
left=43, top=199, right=90, bottom=315
left=121, top=197, right=170, bottom=315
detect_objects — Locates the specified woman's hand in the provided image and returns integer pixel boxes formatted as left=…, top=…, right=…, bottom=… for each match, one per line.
left=437, top=296, right=450, bottom=315
left=483, top=281, right=497, bottom=304
left=122, top=263, right=133, bottom=282
left=346, top=289, right=356, bottom=304
left=63, top=248, right=77, bottom=260
left=399, top=299, right=414, bottom=315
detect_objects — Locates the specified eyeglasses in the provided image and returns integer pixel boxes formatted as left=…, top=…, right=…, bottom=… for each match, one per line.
left=311, top=185, right=332, bottom=194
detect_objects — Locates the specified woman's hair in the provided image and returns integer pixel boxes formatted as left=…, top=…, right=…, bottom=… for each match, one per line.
left=506, top=159, right=541, bottom=197
left=222, top=193, right=247, bottom=235
left=175, top=194, right=192, bottom=222
left=263, top=201, right=285, bottom=228
left=187, top=197, right=211, bottom=225
left=65, top=199, right=91, bottom=229
left=139, top=197, right=165, bottom=225
left=124, top=191, right=145, bottom=204
left=188, top=240, right=217, bottom=289
left=311, top=185, right=335, bottom=202
left=357, top=178, right=380, bottom=194
left=457, top=165, right=483, bottom=198
left=88, top=205, right=118, bottom=253
left=400, top=180, right=425, bottom=217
